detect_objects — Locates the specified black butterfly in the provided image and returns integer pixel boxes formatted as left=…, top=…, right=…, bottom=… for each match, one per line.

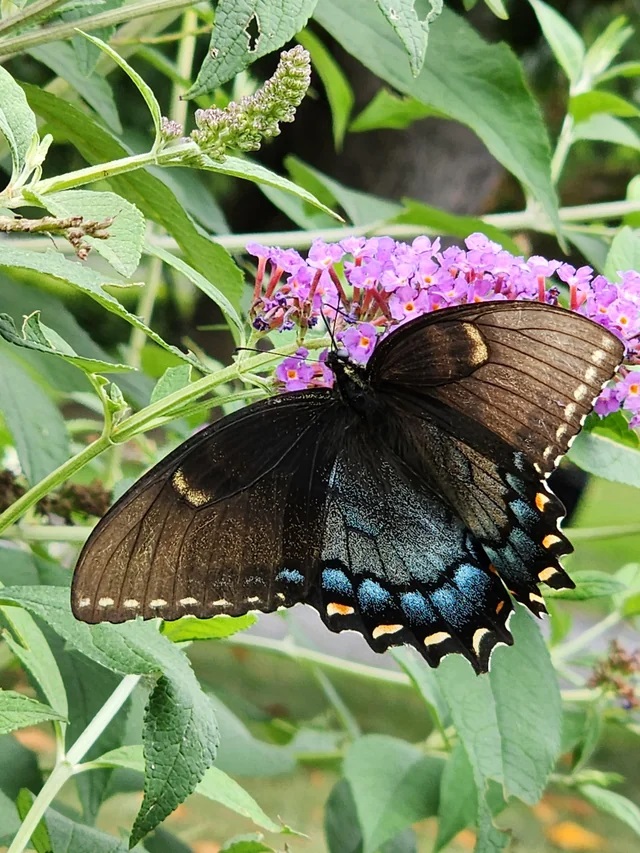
left=72, top=301, right=623, bottom=673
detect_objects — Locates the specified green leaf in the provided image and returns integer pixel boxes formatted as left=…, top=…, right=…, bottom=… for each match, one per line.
left=325, top=779, right=364, bottom=853
left=198, top=153, right=339, bottom=219
left=569, top=428, right=640, bottom=488
left=435, top=606, right=562, bottom=849
left=0, top=245, right=203, bottom=372
left=343, top=735, right=442, bottom=853
left=0, top=586, right=220, bottom=845
left=391, top=646, right=449, bottom=730
left=544, top=570, right=626, bottom=600
left=208, top=693, right=296, bottom=777
left=435, top=742, right=477, bottom=852
left=161, top=613, right=256, bottom=643
left=392, top=198, right=521, bottom=252
left=99, top=744, right=285, bottom=833
left=350, top=88, right=436, bottom=132
left=580, top=785, right=640, bottom=838
left=39, top=189, right=145, bottom=277
left=298, top=27, right=354, bottom=148
left=0, top=579, right=68, bottom=725
left=0, top=349, right=70, bottom=484
left=483, top=0, right=508, bottom=18
left=0, top=690, right=66, bottom=734
left=15, top=789, right=53, bottom=853
left=150, top=365, right=192, bottom=406
left=570, top=91, right=640, bottom=123
left=604, top=225, right=640, bottom=280
left=187, top=0, right=318, bottom=96
left=80, top=30, right=163, bottom=140
left=574, top=114, right=640, bottom=151
left=28, top=42, right=121, bottom=134
left=221, top=836, right=275, bottom=853
left=614, top=563, right=640, bottom=617
left=314, top=0, right=561, bottom=236
left=133, top=673, right=219, bottom=846
left=286, top=155, right=401, bottom=225
left=23, top=83, right=245, bottom=309
left=584, top=16, right=633, bottom=82
left=0, top=312, right=133, bottom=375
left=529, top=0, right=585, bottom=86
left=0, top=65, right=38, bottom=182
left=45, top=802, right=130, bottom=852
left=145, top=243, right=245, bottom=343
left=374, top=0, right=443, bottom=77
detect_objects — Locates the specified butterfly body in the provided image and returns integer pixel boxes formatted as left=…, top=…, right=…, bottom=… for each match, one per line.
left=72, top=302, right=624, bottom=672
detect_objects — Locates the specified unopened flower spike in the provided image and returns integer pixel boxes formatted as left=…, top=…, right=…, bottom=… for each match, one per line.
left=247, top=232, right=640, bottom=428
left=191, top=45, right=311, bottom=161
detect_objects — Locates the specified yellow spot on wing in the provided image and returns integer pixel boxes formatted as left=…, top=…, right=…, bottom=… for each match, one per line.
left=461, top=323, right=489, bottom=366
left=472, top=628, right=490, bottom=656
left=98, top=597, right=114, bottom=607
left=327, top=602, right=355, bottom=617
left=542, top=534, right=562, bottom=548
left=172, top=468, right=211, bottom=507
left=149, top=598, right=167, bottom=608
left=535, top=492, right=550, bottom=511
left=372, top=624, right=403, bottom=639
left=123, top=599, right=139, bottom=608
left=179, top=597, right=198, bottom=606
left=529, top=592, right=545, bottom=605
left=424, top=631, right=451, bottom=647
left=495, top=600, right=505, bottom=614
left=538, top=567, right=558, bottom=582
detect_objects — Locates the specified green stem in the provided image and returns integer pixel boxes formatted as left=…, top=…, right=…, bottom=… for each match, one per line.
left=553, top=611, right=623, bottom=663
left=0, top=0, right=68, bottom=37
left=564, top=523, right=640, bottom=541
left=7, top=674, right=140, bottom=853
left=0, top=434, right=111, bottom=536
left=0, top=0, right=195, bottom=57
left=3, top=525, right=93, bottom=542
left=551, top=113, right=576, bottom=185
left=228, top=633, right=411, bottom=687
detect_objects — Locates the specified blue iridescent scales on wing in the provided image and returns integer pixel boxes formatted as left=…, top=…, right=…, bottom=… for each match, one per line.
left=72, top=301, right=624, bottom=674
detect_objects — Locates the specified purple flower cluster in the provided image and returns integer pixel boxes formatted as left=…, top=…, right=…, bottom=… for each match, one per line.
left=247, top=233, right=640, bottom=426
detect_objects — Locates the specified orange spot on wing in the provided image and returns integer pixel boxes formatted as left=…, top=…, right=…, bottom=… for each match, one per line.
left=327, top=602, right=355, bottom=617
left=536, top=492, right=550, bottom=511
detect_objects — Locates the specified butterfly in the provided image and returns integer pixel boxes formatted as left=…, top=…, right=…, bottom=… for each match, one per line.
left=72, top=301, right=623, bottom=673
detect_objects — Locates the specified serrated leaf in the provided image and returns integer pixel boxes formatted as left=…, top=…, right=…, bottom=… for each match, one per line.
left=98, top=744, right=284, bottom=833
left=569, top=429, right=640, bottom=488
left=28, top=42, right=121, bottom=134
left=161, top=613, right=256, bottom=643
left=0, top=690, right=66, bottom=734
left=132, top=673, right=219, bottom=846
left=0, top=586, right=218, bottom=845
left=604, top=225, right=640, bottom=281
left=0, top=65, right=38, bottom=182
left=544, top=570, right=625, bottom=600
left=374, top=0, right=443, bottom=77
left=580, top=785, right=640, bottom=837
left=298, top=28, right=353, bottom=148
left=80, top=30, right=162, bottom=141
left=314, top=0, right=561, bottom=236
left=343, top=735, right=442, bottom=853
left=0, top=348, right=70, bottom=484
left=529, top=0, right=585, bottom=86
left=150, top=365, right=192, bottom=405
left=0, top=312, right=133, bottom=375
left=188, top=0, right=318, bottom=96
left=350, top=88, right=436, bottom=132
left=40, top=189, right=145, bottom=277
left=0, top=245, right=202, bottom=372
left=23, top=83, right=245, bottom=309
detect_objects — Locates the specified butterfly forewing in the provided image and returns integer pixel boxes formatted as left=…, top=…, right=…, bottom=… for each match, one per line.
left=72, top=391, right=342, bottom=623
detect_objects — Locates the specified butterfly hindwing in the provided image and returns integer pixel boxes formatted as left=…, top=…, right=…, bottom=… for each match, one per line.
left=72, top=391, right=343, bottom=623
left=307, top=433, right=514, bottom=673
left=367, top=301, right=623, bottom=615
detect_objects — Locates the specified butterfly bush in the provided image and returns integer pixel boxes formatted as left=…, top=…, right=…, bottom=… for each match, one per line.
left=247, top=233, right=640, bottom=427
